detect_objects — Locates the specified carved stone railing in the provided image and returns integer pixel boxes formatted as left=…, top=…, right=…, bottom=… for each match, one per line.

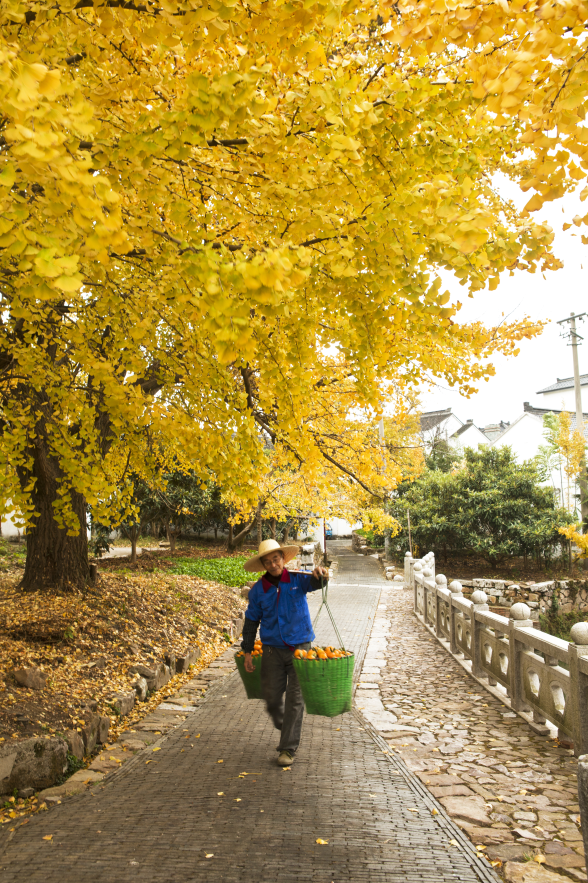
left=408, top=551, right=588, bottom=757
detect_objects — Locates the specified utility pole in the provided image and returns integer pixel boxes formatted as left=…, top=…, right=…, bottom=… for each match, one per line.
left=378, top=416, right=391, bottom=558
left=557, top=312, right=588, bottom=529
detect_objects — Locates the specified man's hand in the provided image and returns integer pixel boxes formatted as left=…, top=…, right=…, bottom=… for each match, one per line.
left=244, top=651, right=254, bottom=673
left=312, top=565, right=329, bottom=580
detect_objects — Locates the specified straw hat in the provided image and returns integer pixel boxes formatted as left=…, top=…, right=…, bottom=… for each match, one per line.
left=243, top=539, right=300, bottom=573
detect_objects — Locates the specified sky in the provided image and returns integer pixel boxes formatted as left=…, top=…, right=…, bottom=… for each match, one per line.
left=418, top=180, right=588, bottom=429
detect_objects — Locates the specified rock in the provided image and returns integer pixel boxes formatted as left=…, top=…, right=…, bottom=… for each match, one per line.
left=458, top=824, right=514, bottom=845
left=514, top=828, right=542, bottom=841
left=112, top=691, right=135, bottom=716
left=486, top=843, right=532, bottom=862
left=418, top=731, right=436, bottom=745
left=514, top=811, right=538, bottom=822
left=14, top=667, right=47, bottom=691
left=240, top=586, right=250, bottom=599
left=440, top=795, right=493, bottom=826
left=65, top=730, right=85, bottom=760
left=164, top=651, right=176, bottom=673
left=18, top=788, right=34, bottom=799
left=438, top=741, right=464, bottom=755
left=418, top=773, right=463, bottom=786
left=504, top=860, right=576, bottom=883
left=565, top=871, right=588, bottom=883
left=430, top=785, right=474, bottom=798
left=128, top=663, right=156, bottom=679
left=175, top=647, right=201, bottom=674
left=89, top=756, right=121, bottom=774
left=97, top=716, right=110, bottom=744
left=145, top=662, right=171, bottom=692
left=132, top=676, right=148, bottom=701
left=545, top=843, right=575, bottom=856
left=545, top=855, right=586, bottom=871
left=81, top=712, right=101, bottom=755
left=0, top=737, right=67, bottom=795
left=120, top=738, right=146, bottom=751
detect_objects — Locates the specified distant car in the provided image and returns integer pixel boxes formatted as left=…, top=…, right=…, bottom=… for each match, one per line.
left=325, top=524, right=333, bottom=538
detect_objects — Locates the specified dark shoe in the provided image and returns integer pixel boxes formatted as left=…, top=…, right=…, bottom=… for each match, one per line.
left=277, top=750, right=294, bottom=766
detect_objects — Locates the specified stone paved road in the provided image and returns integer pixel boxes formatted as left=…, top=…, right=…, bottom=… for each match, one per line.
left=0, top=544, right=498, bottom=883
left=359, top=554, right=586, bottom=882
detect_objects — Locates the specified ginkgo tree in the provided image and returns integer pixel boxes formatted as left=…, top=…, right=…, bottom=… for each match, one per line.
left=0, top=0, right=564, bottom=590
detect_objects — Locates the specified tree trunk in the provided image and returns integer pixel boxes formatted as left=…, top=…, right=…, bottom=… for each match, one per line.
left=256, top=504, right=262, bottom=544
left=131, top=526, right=138, bottom=565
left=270, top=517, right=276, bottom=539
left=19, top=442, right=90, bottom=591
left=166, top=521, right=177, bottom=552
left=227, top=516, right=256, bottom=551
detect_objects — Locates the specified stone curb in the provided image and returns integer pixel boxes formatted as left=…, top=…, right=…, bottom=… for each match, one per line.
left=35, top=647, right=240, bottom=807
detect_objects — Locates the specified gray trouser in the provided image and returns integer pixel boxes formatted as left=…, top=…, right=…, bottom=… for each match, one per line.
left=261, top=643, right=311, bottom=754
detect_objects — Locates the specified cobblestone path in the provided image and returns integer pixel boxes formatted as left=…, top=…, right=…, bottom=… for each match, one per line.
left=356, top=553, right=586, bottom=882
left=0, top=545, right=498, bottom=883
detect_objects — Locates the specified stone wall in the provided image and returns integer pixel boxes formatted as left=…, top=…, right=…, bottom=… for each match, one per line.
left=456, top=577, right=588, bottom=619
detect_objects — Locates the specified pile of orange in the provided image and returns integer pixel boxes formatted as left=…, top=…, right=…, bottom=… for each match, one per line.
left=294, top=646, right=352, bottom=660
left=236, top=640, right=263, bottom=657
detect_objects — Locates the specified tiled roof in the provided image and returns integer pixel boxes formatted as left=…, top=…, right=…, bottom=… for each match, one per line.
left=537, top=375, right=588, bottom=394
left=420, top=408, right=453, bottom=432
left=519, top=402, right=588, bottom=440
left=451, top=420, right=479, bottom=438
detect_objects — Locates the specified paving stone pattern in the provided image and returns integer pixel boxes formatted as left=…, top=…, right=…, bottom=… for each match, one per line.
left=356, top=553, right=586, bottom=882
left=0, top=543, right=499, bottom=883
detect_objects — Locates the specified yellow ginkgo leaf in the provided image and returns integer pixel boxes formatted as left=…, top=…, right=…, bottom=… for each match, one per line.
left=42, top=835, right=53, bottom=841
left=316, top=839, right=329, bottom=845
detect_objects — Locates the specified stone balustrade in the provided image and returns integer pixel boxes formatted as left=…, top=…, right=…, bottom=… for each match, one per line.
left=406, top=551, right=588, bottom=758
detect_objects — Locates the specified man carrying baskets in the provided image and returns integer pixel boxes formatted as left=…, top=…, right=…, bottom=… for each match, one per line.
left=241, top=539, right=328, bottom=766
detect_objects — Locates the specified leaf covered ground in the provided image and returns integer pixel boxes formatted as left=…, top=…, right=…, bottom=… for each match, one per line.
left=0, top=540, right=247, bottom=751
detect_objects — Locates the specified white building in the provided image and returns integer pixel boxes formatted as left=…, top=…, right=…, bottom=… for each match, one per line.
left=490, top=402, right=588, bottom=511
left=537, top=375, right=588, bottom=413
left=1, top=510, right=22, bottom=539
left=419, top=408, right=489, bottom=452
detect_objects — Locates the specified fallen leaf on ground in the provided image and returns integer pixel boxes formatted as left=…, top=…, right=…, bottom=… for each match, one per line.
left=449, top=840, right=458, bottom=846
left=234, top=798, right=241, bottom=802
left=217, top=759, right=223, bottom=763
left=42, top=835, right=53, bottom=841
left=152, top=747, right=161, bottom=752
left=282, top=766, right=291, bottom=771
left=316, top=839, right=328, bottom=845
left=205, top=853, right=214, bottom=858
left=217, top=792, right=224, bottom=796
left=431, top=809, right=438, bottom=815
left=534, top=856, right=546, bottom=864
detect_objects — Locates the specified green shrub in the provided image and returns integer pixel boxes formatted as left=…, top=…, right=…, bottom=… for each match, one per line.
left=539, top=610, right=588, bottom=643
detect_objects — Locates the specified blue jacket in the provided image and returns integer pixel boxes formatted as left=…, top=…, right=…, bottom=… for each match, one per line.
left=244, top=568, right=322, bottom=648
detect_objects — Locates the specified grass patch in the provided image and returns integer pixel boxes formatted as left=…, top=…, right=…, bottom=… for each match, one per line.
left=167, top=556, right=250, bottom=586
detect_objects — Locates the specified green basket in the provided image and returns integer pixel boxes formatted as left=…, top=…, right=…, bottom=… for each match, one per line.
left=234, top=652, right=263, bottom=699
left=293, top=653, right=354, bottom=717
